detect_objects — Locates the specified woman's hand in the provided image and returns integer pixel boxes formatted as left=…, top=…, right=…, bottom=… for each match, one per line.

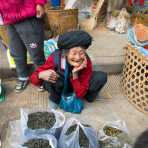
left=72, top=56, right=87, bottom=73
left=36, top=4, right=45, bottom=18
left=38, top=70, right=59, bottom=83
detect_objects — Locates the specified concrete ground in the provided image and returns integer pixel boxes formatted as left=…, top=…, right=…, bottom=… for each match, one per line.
left=0, top=29, right=148, bottom=147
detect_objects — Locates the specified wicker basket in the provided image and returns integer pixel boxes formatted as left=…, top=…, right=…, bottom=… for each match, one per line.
left=45, top=8, right=78, bottom=36
left=131, top=14, right=148, bottom=26
left=0, top=26, right=9, bottom=44
left=121, top=44, right=148, bottom=115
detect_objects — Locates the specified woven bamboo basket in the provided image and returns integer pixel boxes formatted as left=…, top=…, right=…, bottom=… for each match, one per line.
left=0, top=26, right=9, bottom=44
left=45, top=8, right=78, bottom=36
left=121, top=44, right=148, bottom=115
left=131, top=14, right=148, bottom=26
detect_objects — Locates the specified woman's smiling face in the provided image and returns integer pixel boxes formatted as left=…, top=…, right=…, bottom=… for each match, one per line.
left=66, top=47, right=86, bottom=67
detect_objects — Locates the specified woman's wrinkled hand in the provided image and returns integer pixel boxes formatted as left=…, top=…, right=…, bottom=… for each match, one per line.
left=72, top=56, right=87, bottom=73
left=38, top=70, right=59, bottom=83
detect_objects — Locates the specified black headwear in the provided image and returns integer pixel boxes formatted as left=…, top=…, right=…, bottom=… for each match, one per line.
left=57, top=30, right=92, bottom=50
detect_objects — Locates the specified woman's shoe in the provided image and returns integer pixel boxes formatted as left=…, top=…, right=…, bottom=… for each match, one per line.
left=15, top=80, right=29, bottom=93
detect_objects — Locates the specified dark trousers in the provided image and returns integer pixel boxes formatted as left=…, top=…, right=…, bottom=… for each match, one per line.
left=43, top=71, right=107, bottom=104
left=7, top=17, right=45, bottom=78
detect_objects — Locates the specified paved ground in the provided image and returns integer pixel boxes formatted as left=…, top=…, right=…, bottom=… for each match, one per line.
left=0, top=29, right=148, bottom=147
left=88, top=28, right=128, bottom=73
left=2, top=74, right=148, bottom=147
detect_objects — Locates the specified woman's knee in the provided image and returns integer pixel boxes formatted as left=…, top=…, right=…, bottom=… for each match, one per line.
left=43, top=77, right=64, bottom=92
left=92, top=71, right=107, bottom=88
left=99, top=71, right=107, bottom=85
left=43, top=81, right=51, bottom=91
left=86, top=97, right=96, bottom=103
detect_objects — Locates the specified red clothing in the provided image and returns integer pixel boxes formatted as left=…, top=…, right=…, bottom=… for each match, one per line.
left=30, top=52, right=93, bottom=98
left=128, top=0, right=144, bottom=6
left=0, top=0, right=46, bottom=25
left=144, top=45, right=148, bottom=50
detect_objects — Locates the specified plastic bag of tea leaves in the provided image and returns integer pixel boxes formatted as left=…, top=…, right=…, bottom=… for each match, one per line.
left=98, top=120, right=133, bottom=148
left=59, top=118, right=100, bottom=148
left=6, top=120, right=57, bottom=148
left=20, top=108, right=65, bottom=139
left=21, top=134, right=57, bottom=148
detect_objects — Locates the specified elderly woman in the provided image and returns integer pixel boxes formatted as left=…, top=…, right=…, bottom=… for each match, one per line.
left=30, top=30, right=107, bottom=109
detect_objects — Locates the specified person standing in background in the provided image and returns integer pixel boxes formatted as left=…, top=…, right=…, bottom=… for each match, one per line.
left=0, top=0, right=47, bottom=92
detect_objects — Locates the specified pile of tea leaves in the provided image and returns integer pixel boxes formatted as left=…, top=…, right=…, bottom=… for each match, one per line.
left=66, top=124, right=90, bottom=148
left=99, top=133, right=133, bottom=148
left=23, top=138, right=52, bottom=148
left=99, top=126, right=133, bottom=148
left=99, top=139, right=121, bottom=148
left=103, top=126, right=123, bottom=137
left=27, top=112, right=56, bottom=129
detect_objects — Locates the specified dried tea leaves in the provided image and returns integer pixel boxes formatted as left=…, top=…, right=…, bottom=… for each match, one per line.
left=79, top=127, right=89, bottom=148
left=65, top=124, right=77, bottom=135
left=23, top=138, right=52, bottom=148
left=103, top=126, right=123, bottom=137
left=27, top=112, right=56, bottom=129
left=66, top=124, right=90, bottom=148
left=99, top=132, right=133, bottom=148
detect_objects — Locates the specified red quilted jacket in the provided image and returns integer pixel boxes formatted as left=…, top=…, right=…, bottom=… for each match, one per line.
left=0, top=0, right=46, bottom=25
left=30, top=51, right=93, bottom=98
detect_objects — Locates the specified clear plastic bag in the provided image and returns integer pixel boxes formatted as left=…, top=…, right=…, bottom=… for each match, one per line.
left=98, top=120, right=133, bottom=148
left=20, top=108, right=65, bottom=139
left=6, top=120, right=57, bottom=148
left=78, top=0, right=92, bottom=19
left=115, top=8, right=130, bottom=34
left=65, top=0, right=92, bottom=19
left=21, top=134, right=57, bottom=148
left=59, top=118, right=100, bottom=148
left=65, top=0, right=80, bottom=9
left=107, top=8, right=130, bottom=33
left=115, top=17, right=129, bottom=33
left=107, top=16, right=118, bottom=30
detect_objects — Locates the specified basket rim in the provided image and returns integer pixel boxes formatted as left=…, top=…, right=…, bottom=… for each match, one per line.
left=46, top=8, right=78, bottom=12
left=127, top=44, right=148, bottom=61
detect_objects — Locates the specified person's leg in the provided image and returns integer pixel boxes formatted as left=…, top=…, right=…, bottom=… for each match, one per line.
left=7, top=25, right=29, bottom=92
left=7, top=25, right=28, bottom=78
left=15, top=17, right=45, bottom=68
left=43, top=76, right=64, bottom=104
left=85, top=71, right=107, bottom=102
